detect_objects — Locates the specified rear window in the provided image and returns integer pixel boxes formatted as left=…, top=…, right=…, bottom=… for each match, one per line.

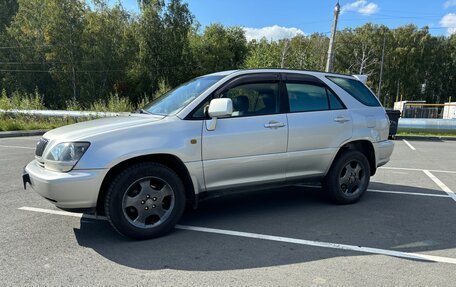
left=327, top=76, right=380, bottom=107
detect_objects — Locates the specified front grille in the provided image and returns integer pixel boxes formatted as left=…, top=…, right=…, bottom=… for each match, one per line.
left=35, top=138, right=48, bottom=157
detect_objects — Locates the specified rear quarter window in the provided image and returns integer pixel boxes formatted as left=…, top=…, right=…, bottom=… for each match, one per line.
left=327, top=76, right=380, bottom=107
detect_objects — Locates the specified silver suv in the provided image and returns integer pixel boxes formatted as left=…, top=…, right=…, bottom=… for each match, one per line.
left=23, top=69, right=394, bottom=239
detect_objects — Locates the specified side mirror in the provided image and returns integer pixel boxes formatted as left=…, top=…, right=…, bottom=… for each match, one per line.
left=208, top=98, right=233, bottom=118
left=206, top=98, right=233, bottom=131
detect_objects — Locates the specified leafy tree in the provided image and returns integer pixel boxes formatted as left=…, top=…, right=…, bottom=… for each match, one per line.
left=161, top=0, right=194, bottom=86
left=0, top=0, right=18, bottom=33
left=5, top=0, right=55, bottom=104
left=45, top=0, right=85, bottom=106
left=190, top=24, right=247, bottom=75
left=80, top=1, right=135, bottom=105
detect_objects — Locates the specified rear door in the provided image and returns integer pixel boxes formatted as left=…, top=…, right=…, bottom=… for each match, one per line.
left=283, top=73, right=353, bottom=180
left=202, top=73, right=288, bottom=191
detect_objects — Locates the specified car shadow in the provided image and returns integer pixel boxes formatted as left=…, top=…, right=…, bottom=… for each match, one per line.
left=74, top=184, right=456, bottom=270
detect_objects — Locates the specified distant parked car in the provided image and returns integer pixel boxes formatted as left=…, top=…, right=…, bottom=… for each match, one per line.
left=23, top=69, right=394, bottom=239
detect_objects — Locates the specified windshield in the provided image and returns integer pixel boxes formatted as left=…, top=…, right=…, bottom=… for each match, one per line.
left=144, top=76, right=224, bottom=115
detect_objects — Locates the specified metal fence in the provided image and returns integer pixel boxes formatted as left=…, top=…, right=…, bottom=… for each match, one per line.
left=401, top=103, right=456, bottom=119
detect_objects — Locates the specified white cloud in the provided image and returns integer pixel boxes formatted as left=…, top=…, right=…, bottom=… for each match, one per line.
left=444, top=0, right=456, bottom=9
left=243, top=25, right=305, bottom=42
left=341, top=0, right=379, bottom=16
left=440, top=13, right=456, bottom=35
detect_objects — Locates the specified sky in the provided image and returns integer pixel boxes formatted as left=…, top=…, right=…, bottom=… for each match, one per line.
left=117, top=0, right=456, bottom=41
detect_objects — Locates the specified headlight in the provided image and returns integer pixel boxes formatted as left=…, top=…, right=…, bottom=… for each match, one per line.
left=44, top=142, right=90, bottom=172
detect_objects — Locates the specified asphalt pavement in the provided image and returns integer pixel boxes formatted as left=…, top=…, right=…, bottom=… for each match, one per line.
left=0, top=136, right=455, bottom=286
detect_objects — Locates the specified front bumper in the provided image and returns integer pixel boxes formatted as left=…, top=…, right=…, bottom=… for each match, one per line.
left=24, top=160, right=108, bottom=209
left=373, top=140, right=394, bottom=167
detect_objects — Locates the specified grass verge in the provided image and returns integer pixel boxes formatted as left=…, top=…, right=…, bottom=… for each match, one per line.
left=397, top=131, right=456, bottom=138
left=0, top=115, right=87, bottom=131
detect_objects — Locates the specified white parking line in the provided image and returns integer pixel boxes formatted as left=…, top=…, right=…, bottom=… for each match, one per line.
left=175, top=225, right=456, bottom=264
left=0, top=145, right=35, bottom=150
left=19, top=206, right=107, bottom=220
left=295, top=184, right=449, bottom=198
left=402, top=139, right=416, bottom=150
left=368, top=189, right=450, bottom=198
left=423, top=170, right=456, bottom=202
left=380, top=166, right=456, bottom=174
left=18, top=206, right=456, bottom=265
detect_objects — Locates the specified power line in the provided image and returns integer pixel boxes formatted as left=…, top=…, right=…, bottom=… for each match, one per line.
left=0, top=66, right=183, bottom=73
left=0, top=61, right=120, bottom=65
left=0, top=69, right=125, bottom=73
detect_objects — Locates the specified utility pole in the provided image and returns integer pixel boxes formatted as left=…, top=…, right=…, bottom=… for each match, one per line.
left=377, top=34, right=386, bottom=100
left=326, top=1, right=341, bottom=72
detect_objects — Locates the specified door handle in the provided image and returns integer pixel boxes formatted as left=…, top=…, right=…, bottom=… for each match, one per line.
left=334, top=116, right=350, bottom=123
left=264, top=121, right=286, bottom=129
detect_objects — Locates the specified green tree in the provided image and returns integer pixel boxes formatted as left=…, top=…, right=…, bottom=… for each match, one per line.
left=244, top=38, right=280, bottom=68
left=190, top=24, right=247, bottom=75
left=80, top=1, right=135, bottom=105
left=129, top=0, right=166, bottom=98
left=161, top=0, right=194, bottom=87
left=244, top=33, right=329, bottom=70
left=45, top=0, right=85, bottom=106
left=0, top=0, right=18, bottom=94
left=5, top=0, right=55, bottom=103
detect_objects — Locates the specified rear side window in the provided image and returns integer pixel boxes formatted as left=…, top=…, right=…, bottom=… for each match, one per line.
left=286, top=82, right=345, bottom=112
left=327, top=89, right=345, bottom=110
left=327, top=76, right=380, bottom=107
left=287, top=83, right=328, bottom=112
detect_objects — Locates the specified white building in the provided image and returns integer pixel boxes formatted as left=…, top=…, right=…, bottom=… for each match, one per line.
left=443, top=102, right=456, bottom=119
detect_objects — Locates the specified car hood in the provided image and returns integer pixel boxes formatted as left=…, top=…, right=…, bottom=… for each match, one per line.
left=43, top=114, right=165, bottom=141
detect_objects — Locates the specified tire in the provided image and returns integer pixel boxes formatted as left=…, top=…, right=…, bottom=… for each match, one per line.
left=323, top=150, right=370, bottom=204
left=104, top=162, right=186, bottom=240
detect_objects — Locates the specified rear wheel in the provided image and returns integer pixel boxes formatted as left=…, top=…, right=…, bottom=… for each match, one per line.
left=104, top=162, right=186, bottom=240
left=323, top=150, right=370, bottom=204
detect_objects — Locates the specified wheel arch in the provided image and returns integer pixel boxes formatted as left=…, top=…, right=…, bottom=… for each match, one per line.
left=333, top=140, right=376, bottom=176
left=96, top=154, right=196, bottom=215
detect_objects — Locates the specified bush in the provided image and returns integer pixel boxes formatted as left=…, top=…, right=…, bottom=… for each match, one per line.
left=107, top=93, right=133, bottom=112
left=65, top=98, right=82, bottom=111
left=0, top=89, right=11, bottom=110
left=153, top=79, right=171, bottom=100
left=0, top=114, right=79, bottom=131
left=89, top=93, right=133, bottom=112
left=137, top=95, right=151, bottom=109
left=1, top=88, right=45, bottom=110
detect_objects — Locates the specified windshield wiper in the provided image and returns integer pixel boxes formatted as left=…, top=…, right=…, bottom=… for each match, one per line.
left=132, top=108, right=151, bottom=114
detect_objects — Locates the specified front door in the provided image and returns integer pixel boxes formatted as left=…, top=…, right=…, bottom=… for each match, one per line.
left=202, top=74, right=288, bottom=191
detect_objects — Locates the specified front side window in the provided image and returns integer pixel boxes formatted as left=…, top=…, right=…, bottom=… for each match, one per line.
left=287, top=83, right=329, bottom=112
left=327, top=76, right=380, bottom=107
left=221, top=82, right=280, bottom=117
left=145, top=75, right=224, bottom=115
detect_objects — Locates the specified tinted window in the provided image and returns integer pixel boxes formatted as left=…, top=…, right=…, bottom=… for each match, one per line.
left=327, top=76, right=380, bottom=107
left=327, top=89, right=345, bottom=110
left=287, top=83, right=329, bottom=112
left=221, top=82, right=280, bottom=117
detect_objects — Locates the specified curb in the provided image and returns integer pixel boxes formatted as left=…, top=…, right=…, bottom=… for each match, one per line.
left=395, top=135, right=456, bottom=141
left=0, top=130, right=48, bottom=139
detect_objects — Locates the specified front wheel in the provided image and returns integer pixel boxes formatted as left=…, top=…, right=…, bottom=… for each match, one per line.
left=104, top=162, right=186, bottom=240
left=323, top=150, right=370, bottom=204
